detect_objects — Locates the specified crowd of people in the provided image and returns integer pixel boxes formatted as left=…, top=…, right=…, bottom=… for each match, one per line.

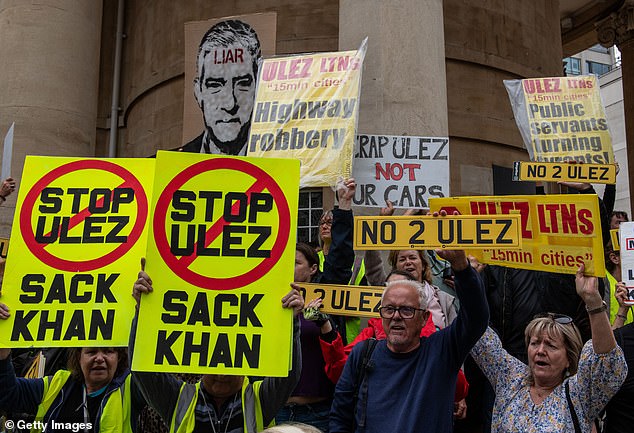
left=0, top=173, right=632, bottom=433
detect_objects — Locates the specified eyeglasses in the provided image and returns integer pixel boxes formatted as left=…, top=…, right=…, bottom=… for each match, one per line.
left=319, top=220, right=332, bottom=226
left=534, top=312, right=573, bottom=324
left=379, top=306, right=424, bottom=319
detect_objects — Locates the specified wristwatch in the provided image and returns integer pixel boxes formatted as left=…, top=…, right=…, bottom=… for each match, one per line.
left=586, top=301, right=607, bottom=315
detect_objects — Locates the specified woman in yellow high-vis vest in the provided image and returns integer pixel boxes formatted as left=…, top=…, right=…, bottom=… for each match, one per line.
left=0, top=312, right=141, bottom=433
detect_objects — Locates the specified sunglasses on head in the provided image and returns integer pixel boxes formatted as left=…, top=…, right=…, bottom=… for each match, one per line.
left=534, top=312, right=573, bottom=324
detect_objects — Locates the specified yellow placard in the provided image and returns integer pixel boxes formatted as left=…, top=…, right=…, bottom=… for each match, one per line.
left=133, top=151, right=299, bottom=376
left=353, top=215, right=522, bottom=250
left=430, top=195, right=605, bottom=276
left=611, top=229, right=620, bottom=251
left=0, top=237, right=8, bottom=258
left=0, top=156, right=155, bottom=348
left=520, top=76, right=614, bottom=164
left=299, top=283, right=384, bottom=318
left=513, top=161, right=616, bottom=184
left=247, top=43, right=365, bottom=187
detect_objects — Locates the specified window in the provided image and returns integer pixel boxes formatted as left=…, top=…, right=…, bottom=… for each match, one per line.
left=586, top=61, right=611, bottom=76
left=297, top=189, right=323, bottom=245
left=563, top=57, right=581, bottom=76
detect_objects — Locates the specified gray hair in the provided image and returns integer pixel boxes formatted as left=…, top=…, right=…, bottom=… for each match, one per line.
left=196, top=20, right=262, bottom=86
left=382, top=279, right=428, bottom=310
left=262, top=422, right=324, bottom=433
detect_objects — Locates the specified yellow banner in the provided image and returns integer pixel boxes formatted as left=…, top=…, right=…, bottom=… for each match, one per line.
left=353, top=215, right=522, bottom=250
left=430, top=195, right=605, bottom=276
left=512, top=161, right=616, bottom=184
left=611, top=229, right=620, bottom=250
left=247, top=43, right=365, bottom=187
left=133, top=151, right=299, bottom=376
left=0, top=156, right=155, bottom=348
left=299, top=282, right=384, bottom=318
left=520, top=76, right=614, bottom=164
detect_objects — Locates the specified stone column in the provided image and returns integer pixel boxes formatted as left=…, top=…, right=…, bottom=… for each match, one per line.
left=339, top=0, right=448, bottom=137
left=0, top=1, right=102, bottom=233
left=338, top=0, right=447, bottom=214
left=597, top=0, right=634, bottom=215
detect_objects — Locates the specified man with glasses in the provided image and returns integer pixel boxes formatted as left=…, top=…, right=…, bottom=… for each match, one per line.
left=329, top=249, right=489, bottom=433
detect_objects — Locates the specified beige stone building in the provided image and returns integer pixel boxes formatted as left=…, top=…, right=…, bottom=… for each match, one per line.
left=1, top=0, right=633, bottom=241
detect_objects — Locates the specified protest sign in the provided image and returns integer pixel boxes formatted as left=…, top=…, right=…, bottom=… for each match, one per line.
left=247, top=41, right=366, bottom=187
left=352, top=134, right=449, bottom=208
left=611, top=228, right=620, bottom=250
left=0, top=237, right=8, bottom=259
left=182, top=13, right=277, bottom=153
left=512, top=161, right=616, bottom=184
left=620, top=222, right=634, bottom=304
left=0, top=157, right=154, bottom=348
left=430, top=194, right=605, bottom=276
left=133, top=151, right=299, bottom=376
left=299, top=283, right=384, bottom=318
left=353, top=215, right=522, bottom=250
left=505, top=76, right=614, bottom=164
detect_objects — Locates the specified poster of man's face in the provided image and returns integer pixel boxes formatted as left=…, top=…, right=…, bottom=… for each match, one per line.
left=182, top=14, right=276, bottom=156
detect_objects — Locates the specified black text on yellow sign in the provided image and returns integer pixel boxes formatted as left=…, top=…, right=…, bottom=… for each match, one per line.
left=11, top=273, right=119, bottom=342
left=298, top=283, right=384, bottom=318
left=353, top=215, right=522, bottom=250
left=512, top=161, right=616, bottom=184
left=154, top=290, right=264, bottom=368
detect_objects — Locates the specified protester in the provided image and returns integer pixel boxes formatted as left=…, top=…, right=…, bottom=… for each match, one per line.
left=610, top=210, right=629, bottom=229
left=605, top=242, right=632, bottom=326
left=0, top=301, right=140, bottom=433
left=603, top=284, right=634, bottom=433
left=316, top=209, right=363, bottom=345
left=131, top=262, right=303, bottom=433
left=276, top=178, right=357, bottom=432
left=470, top=264, right=627, bottom=433
left=329, top=238, right=488, bottom=432
left=314, top=270, right=469, bottom=415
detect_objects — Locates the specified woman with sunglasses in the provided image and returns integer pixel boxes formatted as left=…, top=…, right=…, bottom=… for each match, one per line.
left=470, top=264, right=627, bottom=433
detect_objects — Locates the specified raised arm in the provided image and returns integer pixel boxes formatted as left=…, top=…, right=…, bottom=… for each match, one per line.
left=576, top=264, right=616, bottom=353
left=130, top=259, right=183, bottom=426
left=612, top=282, right=631, bottom=329
left=321, top=178, right=356, bottom=285
left=259, top=286, right=304, bottom=425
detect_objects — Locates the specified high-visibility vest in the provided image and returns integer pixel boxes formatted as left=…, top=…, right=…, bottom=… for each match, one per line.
left=169, top=377, right=269, bottom=433
left=32, top=370, right=133, bottom=433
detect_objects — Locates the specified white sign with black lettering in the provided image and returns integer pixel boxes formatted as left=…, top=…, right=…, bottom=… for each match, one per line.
left=352, top=134, right=449, bottom=209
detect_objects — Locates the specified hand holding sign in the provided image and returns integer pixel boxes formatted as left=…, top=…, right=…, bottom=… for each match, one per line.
left=432, top=210, right=469, bottom=272
left=0, top=302, right=10, bottom=359
left=575, top=264, right=602, bottom=306
left=380, top=200, right=395, bottom=217
left=0, top=302, right=9, bottom=320
left=133, top=258, right=153, bottom=307
left=615, top=282, right=631, bottom=308
left=284, top=284, right=306, bottom=316
left=337, top=177, right=356, bottom=211
left=0, top=177, right=16, bottom=201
